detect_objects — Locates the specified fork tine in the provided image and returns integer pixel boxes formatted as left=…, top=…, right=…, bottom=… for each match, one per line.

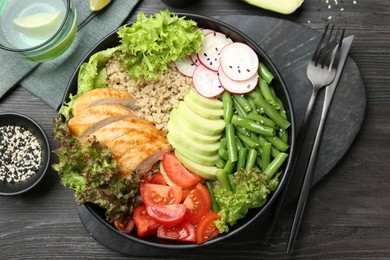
left=311, top=24, right=330, bottom=64
left=330, top=28, right=345, bottom=71
left=321, top=26, right=341, bottom=68
left=318, top=25, right=337, bottom=67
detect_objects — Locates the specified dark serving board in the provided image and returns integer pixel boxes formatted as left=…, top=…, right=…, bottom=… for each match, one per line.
left=77, top=15, right=366, bottom=256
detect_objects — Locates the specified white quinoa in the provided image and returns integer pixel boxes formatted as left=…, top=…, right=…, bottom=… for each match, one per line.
left=106, top=55, right=192, bottom=133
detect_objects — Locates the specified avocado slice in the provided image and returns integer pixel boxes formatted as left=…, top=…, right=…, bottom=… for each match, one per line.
left=184, top=94, right=223, bottom=119
left=167, top=122, right=220, bottom=156
left=174, top=150, right=218, bottom=180
left=177, top=102, right=225, bottom=136
left=169, top=109, right=221, bottom=144
left=243, top=0, right=304, bottom=14
left=187, top=88, right=223, bottom=110
left=167, top=134, right=219, bottom=166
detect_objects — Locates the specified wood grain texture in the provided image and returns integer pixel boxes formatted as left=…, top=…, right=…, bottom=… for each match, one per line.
left=1, top=0, right=390, bottom=259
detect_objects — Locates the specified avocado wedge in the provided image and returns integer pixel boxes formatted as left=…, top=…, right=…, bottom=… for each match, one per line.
left=243, top=0, right=304, bottom=14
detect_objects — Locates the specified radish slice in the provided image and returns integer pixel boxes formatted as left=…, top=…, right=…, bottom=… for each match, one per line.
left=220, top=42, right=259, bottom=81
left=193, top=65, right=224, bottom=98
left=218, top=66, right=259, bottom=94
left=175, top=56, right=197, bottom=77
left=202, top=29, right=215, bottom=35
left=197, top=32, right=233, bottom=72
left=190, top=53, right=200, bottom=66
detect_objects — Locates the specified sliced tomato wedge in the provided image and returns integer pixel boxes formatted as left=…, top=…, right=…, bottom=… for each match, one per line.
left=157, top=221, right=196, bottom=243
left=162, top=152, right=202, bottom=188
left=114, top=218, right=135, bottom=234
left=183, top=183, right=211, bottom=224
left=146, top=204, right=187, bottom=227
left=195, top=211, right=220, bottom=244
left=148, top=173, right=167, bottom=185
left=133, top=205, right=160, bottom=237
left=140, top=183, right=182, bottom=206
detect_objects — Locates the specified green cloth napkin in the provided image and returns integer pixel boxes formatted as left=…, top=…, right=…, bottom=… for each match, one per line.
left=0, top=0, right=140, bottom=110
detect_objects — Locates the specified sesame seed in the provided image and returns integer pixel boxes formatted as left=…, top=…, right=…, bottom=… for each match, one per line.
left=0, top=125, right=42, bottom=183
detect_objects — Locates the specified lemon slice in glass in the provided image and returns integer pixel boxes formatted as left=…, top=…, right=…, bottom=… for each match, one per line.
left=13, top=11, right=64, bottom=39
left=89, top=0, right=112, bottom=11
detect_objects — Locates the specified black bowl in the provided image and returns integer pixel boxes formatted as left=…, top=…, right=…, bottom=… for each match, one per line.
left=62, top=13, right=296, bottom=255
left=0, top=112, right=51, bottom=195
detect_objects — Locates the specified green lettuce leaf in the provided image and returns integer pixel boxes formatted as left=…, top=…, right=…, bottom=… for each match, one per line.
left=117, top=10, right=204, bottom=80
left=213, top=169, right=280, bottom=233
left=52, top=118, right=140, bottom=223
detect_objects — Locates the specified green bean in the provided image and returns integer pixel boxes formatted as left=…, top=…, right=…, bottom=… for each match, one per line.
left=253, top=94, right=291, bottom=130
left=216, top=169, right=232, bottom=191
left=236, top=126, right=250, bottom=136
left=226, top=123, right=238, bottom=162
left=235, top=136, right=244, bottom=151
left=205, top=181, right=219, bottom=212
left=270, top=87, right=289, bottom=120
left=237, top=133, right=259, bottom=149
left=215, top=158, right=226, bottom=169
left=227, top=174, right=236, bottom=193
left=222, top=91, right=233, bottom=123
left=265, top=135, right=289, bottom=152
left=218, top=138, right=228, bottom=161
left=247, top=111, right=277, bottom=129
left=232, top=97, right=248, bottom=118
left=258, top=135, right=280, bottom=158
left=245, top=149, right=258, bottom=171
left=232, top=94, right=252, bottom=112
left=231, top=115, right=276, bottom=137
left=261, top=141, right=272, bottom=172
left=237, top=147, right=248, bottom=170
left=247, top=96, right=257, bottom=111
left=259, top=62, right=274, bottom=84
left=279, top=128, right=289, bottom=144
left=259, top=78, right=279, bottom=110
left=246, top=86, right=261, bottom=100
left=224, top=160, right=237, bottom=175
left=264, top=152, right=288, bottom=178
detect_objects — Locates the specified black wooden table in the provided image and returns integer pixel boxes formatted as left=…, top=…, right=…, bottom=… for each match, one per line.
left=1, top=0, right=389, bottom=258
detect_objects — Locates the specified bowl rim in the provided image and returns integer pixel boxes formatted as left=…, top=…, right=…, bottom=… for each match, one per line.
left=61, top=12, right=296, bottom=250
left=0, top=112, right=51, bottom=195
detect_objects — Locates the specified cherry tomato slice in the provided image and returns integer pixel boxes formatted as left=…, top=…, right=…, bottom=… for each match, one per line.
left=146, top=204, right=187, bottom=227
left=140, top=183, right=182, bottom=206
left=162, top=152, right=202, bottom=188
left=195, top=212, right=220, bottom=244
left=114, top=218, right=135, bottom=234
left=133, top=205, right=160, bottom=237
left=157, top=221, right=196, bottom=243
left=183, top=183, right=211, bottom=224
left=148, top=173, right=167, bottom=185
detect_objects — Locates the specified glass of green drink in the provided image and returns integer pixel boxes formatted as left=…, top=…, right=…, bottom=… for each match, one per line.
left=0, top=0, right=77, bottom=62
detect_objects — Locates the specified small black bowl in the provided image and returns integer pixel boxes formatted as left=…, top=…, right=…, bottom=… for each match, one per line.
left=0, top=112, right=50, bottom=195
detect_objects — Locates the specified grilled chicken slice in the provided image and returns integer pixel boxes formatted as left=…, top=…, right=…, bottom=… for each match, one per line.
left=68, top=104, right=136, bottom=138
left=72, top=88, right=137, bottom=117
left=85, top=117, right=157, bottom=145
left=116, top=139, right=171, bottom=177
left=98, top=117, right=171, bottom=176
